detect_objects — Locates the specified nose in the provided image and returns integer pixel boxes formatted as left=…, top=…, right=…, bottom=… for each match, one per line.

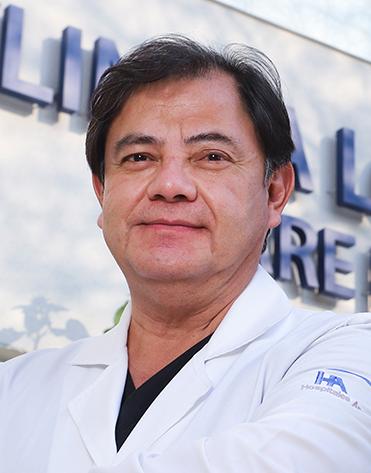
left=146, top=158, right=197, bottom=202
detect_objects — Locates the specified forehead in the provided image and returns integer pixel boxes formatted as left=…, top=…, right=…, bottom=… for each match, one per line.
left=114, top=71, right=246, bottom=123
left=130, top=70, right=241, bottom=105
left=105, top=71, right=261, bottom=155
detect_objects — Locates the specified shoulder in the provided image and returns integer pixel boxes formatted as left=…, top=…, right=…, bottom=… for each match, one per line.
left=294, top=309, right=371, bottom=373
left=284, top=306, right=371, bottom=344
left=0, top=319, right=127, bottom=401
left=0, top=338, right=87, bottom=396
left=264, top=307, right=371, bottom=365
left=281, top=308, right=371, bottom=369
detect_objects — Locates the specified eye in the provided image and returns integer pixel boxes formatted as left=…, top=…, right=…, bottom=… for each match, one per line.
left=125, top=153, right=150, bottom=162
left=198, top=151, right=232, bottom=167
left=206, top=152, right=225, bottom=161
left=118, top=153, right=154, bottom=167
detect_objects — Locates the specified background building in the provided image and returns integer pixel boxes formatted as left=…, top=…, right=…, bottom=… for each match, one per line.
left=1, top=0, right=370, bottom=358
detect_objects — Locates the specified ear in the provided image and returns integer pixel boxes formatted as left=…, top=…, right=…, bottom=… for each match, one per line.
left=267, top=163, right=295, bottom=229
left=97, top=212, right=103, bottom=229
left=92, top=174, right=104, bottom=229
left=92, top=174, right=104, bottom=206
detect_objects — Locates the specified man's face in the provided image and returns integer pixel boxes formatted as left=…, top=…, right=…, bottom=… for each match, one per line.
left=94, top=71, right=293, bottom=287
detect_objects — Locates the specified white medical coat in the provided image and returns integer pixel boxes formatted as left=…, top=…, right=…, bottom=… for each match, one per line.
left=1, top=267, right=371, bottom=473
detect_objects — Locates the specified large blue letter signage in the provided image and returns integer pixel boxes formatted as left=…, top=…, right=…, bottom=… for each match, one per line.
left=58, top=27, right=82, bottom=113
left=318, top=228, right=355, bottom=299
left=0, top=5, right=53, bottom=106
left=336, top=128, right=371, bottom=215
left=288, top=107, right=314, bottom=194
left=91, top=37, right=119, bottom=93
left=273, top=217, right=356, bottom=300
left=274, top=215, right=319, bottom=290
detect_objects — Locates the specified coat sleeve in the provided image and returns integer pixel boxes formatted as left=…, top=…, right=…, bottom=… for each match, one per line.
left=0, top=361, right=9, bottom=407
left=0, top=361, right=10, bottom=457
left=91, top=319, right=371, bottom=473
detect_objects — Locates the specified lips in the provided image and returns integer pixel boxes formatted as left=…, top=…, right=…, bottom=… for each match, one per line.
left=142, top=219, right=203, bottom=229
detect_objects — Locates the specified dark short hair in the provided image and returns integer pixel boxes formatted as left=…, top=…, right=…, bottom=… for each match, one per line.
left=86, top=35, right=294, bottom=182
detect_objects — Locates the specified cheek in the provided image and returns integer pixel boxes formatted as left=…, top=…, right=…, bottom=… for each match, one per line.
left=209, top=180, right=269, bottom=245
left=101, top=176, right=143, bottom=222
left=100, top=187, right=131, bottom=248
left=213, top=178, right=267, bottom=221
left=102, top=188, right=123, bottom=224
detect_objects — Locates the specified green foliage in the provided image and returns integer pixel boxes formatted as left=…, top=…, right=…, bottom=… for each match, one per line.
left=114, top=301, right=128, bottom=326
left=104, top=301, right=129, bottom=333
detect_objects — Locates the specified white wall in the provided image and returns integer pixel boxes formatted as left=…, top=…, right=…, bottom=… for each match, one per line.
left=0, top=0, right=370, bottom=352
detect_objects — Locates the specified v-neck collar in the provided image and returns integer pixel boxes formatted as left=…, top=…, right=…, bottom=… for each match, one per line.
left=115, top=333, right=213, bottom=451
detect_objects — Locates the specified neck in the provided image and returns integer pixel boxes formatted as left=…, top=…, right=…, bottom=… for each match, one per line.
left=125, top=263, right=258, bottom=387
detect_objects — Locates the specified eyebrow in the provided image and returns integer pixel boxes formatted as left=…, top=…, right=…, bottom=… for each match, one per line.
left=113, top=131, right=237, bottom=154
left=184, top=132, right=237, bottom=147
left=114, top=133, right=164, bottom=153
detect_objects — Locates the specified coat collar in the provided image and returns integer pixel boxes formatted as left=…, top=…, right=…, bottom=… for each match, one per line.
left=60, top=266, right=293, bottom=467
left=69, top=266, right=292, bottom=368
left=203, top=265, right=292, bottom=360
left=69, top=301, right=132, bottom=367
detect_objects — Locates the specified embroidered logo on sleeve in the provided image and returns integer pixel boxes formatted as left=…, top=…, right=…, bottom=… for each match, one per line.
left=314, top=370, right=347, bottom=393
left=300, top=369, right=370, bottom=411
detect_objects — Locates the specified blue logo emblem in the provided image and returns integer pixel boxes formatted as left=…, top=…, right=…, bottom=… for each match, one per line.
left=314, top=371, right=348, bottom=393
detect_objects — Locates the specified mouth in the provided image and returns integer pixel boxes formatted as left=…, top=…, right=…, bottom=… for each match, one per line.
left=140, top=219, right=204, bottom=232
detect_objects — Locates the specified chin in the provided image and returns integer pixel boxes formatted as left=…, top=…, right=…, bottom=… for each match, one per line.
left=123, top=257, right=212, bottom=284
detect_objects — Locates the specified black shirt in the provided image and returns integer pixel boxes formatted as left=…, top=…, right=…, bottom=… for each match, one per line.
left=115, top=334, right=212, bottom=451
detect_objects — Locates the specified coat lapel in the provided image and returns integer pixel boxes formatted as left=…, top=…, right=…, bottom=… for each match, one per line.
left=46, top=357, right=127, bottom=472
left=68, top=356, right=127, bottom=466
left=47, top=306, right=131, bottom=471
left=115, top=354, right=212, bottom=463
left=203, top=266, right=292, bottom=362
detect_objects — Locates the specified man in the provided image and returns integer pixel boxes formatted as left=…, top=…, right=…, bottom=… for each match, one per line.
left=1, top=36, right=370, bottom=472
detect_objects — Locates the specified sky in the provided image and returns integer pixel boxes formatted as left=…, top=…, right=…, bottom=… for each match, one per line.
left=215, top=0, right=371, bottom=62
